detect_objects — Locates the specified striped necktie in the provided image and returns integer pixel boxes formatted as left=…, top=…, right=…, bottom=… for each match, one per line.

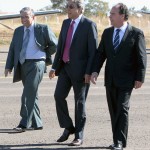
left=19, top=28, right=30, bottom=64
left=113, top=29, right=120, bottom=51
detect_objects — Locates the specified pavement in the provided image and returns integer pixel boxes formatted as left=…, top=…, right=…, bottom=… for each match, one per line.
left=0, top=46, right=150, bottom=150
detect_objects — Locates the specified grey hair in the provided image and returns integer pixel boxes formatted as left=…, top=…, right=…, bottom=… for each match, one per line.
left=20, top=7, right=35, bottom=16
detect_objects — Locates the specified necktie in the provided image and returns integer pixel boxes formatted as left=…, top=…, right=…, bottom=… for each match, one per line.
left=63, top=21, right=75, bottom=63
left=113, top=29, right=120, bottom=51
left=19, top=28, right=30, bottom=64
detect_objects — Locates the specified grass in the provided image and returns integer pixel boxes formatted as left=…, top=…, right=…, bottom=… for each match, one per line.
left=0, top=13, right=150, bottom=48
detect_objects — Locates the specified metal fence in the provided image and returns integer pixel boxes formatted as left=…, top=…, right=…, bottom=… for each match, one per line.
left=147, top=49, right=150, bottom=54
left=0, top=34, right=150, bottom=54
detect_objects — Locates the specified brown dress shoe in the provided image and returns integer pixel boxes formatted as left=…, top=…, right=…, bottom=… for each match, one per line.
left=57, top=129, right=74, bottom=142
left=68, top=139, right=83, bottom=146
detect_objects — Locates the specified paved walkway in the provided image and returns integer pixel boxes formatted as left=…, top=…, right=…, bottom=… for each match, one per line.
left=0, top=46, right=150, bottom=150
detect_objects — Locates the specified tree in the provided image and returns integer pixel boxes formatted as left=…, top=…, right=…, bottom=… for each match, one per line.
left=41, top=0, right=109, bottom=16
left=141, top=6, right=149, bottom=11
left=51, top=0, right=67, bottom=13
left=128, top=7, right=136, bottom=15
left=84, top=0, right=109, bottom=17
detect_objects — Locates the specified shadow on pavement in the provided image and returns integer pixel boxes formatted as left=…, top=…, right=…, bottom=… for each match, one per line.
left=0, top=143, right=110, bottom=149
left=0, top=129, right=23, bottom=134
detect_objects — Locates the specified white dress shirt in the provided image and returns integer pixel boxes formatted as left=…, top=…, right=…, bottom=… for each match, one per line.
left=24, top=22, right=46, bottom=59
left=113, top=22, right=128, bottom=44
left=70, top=14, right=83, bottom=40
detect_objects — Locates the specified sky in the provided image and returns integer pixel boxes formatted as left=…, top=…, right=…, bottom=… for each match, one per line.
left=0, top=0, right=51, bottom=12
left=103, top=0, right=150, bottom=10
left=0, top=0, right=150, bottom=13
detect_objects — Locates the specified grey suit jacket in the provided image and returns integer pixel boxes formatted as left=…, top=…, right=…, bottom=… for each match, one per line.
left=52, top=16, right=98, bottom=81
left=5, top=23, right=57, bottom=82
left=93, top=24, right=147, bottom=87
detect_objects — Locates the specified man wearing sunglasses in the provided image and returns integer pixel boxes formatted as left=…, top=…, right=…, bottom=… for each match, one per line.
left=49, top=0, right=98, bottom=146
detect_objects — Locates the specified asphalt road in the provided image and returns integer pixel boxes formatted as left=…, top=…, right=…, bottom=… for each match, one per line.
left=0, top=46, right=150, bottom=150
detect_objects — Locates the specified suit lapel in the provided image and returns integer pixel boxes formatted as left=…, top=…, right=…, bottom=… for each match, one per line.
left=34, top=23, right=42, bottom=41
left=116, top=24, right=132, bottom=54
left=109, top=27, right=115, bottom=55
left=71, top=16, right=85, bottom=46
left=18, top=26, right=24, bottom=52
left=64, top=19, right=71, bottom=40
left=62, top=17, right=84, bottom=50
left=62, top=16, right=85, bottom=52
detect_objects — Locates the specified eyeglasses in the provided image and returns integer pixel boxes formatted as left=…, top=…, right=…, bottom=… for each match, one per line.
left=66, top=4, right=76, bottom=9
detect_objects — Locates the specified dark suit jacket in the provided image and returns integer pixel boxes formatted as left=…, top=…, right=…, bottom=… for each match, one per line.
left=52, top=16, right=98, bottom=81
left=93, top=24, right=147, bottom=87
left=5, top=23, right=57, bottom=82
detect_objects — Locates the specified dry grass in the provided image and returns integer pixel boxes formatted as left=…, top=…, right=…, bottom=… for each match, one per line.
left=0, top=13, right=150, bottom=48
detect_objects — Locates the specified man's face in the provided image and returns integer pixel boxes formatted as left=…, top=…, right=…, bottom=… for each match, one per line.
left=109, top=6, right=125, bottom=28
left=66, top=1, right=82, bottom=19
left=20, top=11, right=34, bottom=27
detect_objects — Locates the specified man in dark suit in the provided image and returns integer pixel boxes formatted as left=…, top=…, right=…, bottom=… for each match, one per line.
left=49, top=0, right=98, bottom=146
left=5, top=7, right=57, bottom=132
left=91, top=3, right=147, bottom=150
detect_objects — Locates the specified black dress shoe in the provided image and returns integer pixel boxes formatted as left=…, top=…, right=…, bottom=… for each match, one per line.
left=109, top=144, right=115, bottom=149
left=68, top=139, right=83, bottom=146
left=34, top=126, right=43, bottom=130
left=112, top=143, right=123, bottom=150
left=57, top=129, right=74, bottom=142
left=13, top=124, right=26, bottom=132
left=26, top=126, right=43, bottom=130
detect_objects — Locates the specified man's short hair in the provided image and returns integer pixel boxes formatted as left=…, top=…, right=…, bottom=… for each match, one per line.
left=20, top=7, right=35, bottom=16
left=117, top=3, right=129, bottom=21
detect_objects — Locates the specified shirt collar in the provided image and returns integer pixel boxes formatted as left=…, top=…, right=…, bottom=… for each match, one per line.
left=24, top=21, right=35, bottom=32
left=71, top=14, right=83, bottom=25
left=114, top=22, right=128, bottom=33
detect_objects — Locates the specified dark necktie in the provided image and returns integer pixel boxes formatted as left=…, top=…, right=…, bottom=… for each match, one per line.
left=113, top=29, right=120, bottom=51
left=19, top=28, right=30, bottom=64
left=63, top=21, right=75, bottom=63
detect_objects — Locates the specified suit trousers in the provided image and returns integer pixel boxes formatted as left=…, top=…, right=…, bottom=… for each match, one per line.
left=54, top=63, right=90, bottom=140
left=19, top=60, right=45, bottom=128
left=106, top=85, right=133, bottom=147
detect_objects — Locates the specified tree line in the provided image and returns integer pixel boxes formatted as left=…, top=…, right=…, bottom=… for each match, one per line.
left=39, top=0, right=109, bottom=17
left=39, top=0, right=150, bottom=17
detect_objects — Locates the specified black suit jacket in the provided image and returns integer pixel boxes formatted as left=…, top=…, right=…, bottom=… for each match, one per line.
left=5, top=23, right=57, bottom=82
left=52, top=16, right=98, bottom=81
left=93, top=24, right=147, bottom=87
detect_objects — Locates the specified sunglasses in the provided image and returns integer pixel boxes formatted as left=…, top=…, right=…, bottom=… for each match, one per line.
left=66, top=4, right=76, bottom=9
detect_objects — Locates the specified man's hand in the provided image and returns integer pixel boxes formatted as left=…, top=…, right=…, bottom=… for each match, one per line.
left=84, top=74, right=91, bottom=84
left=91, top=72, right=98, bottom=84
left=134, top=81, right=143, bottom=89
left=49, top=70, right=55, bottom=79
left=4, top=69, right=12, bottom=77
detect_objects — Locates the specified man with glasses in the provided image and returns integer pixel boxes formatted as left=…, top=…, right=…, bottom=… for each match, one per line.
left=5, top=7, right=57, bottom=132
left=49, top=0, right=98, bottom=146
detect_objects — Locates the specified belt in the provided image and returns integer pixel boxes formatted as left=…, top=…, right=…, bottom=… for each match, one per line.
left=25, top=59, right=45, bottom=62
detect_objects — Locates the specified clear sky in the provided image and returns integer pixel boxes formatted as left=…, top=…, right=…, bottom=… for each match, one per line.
left=103, top=0, right=150, bottom=10
left=0, top=0, right=150, bottom=13
left=0, top=0, right=51, bottom=12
